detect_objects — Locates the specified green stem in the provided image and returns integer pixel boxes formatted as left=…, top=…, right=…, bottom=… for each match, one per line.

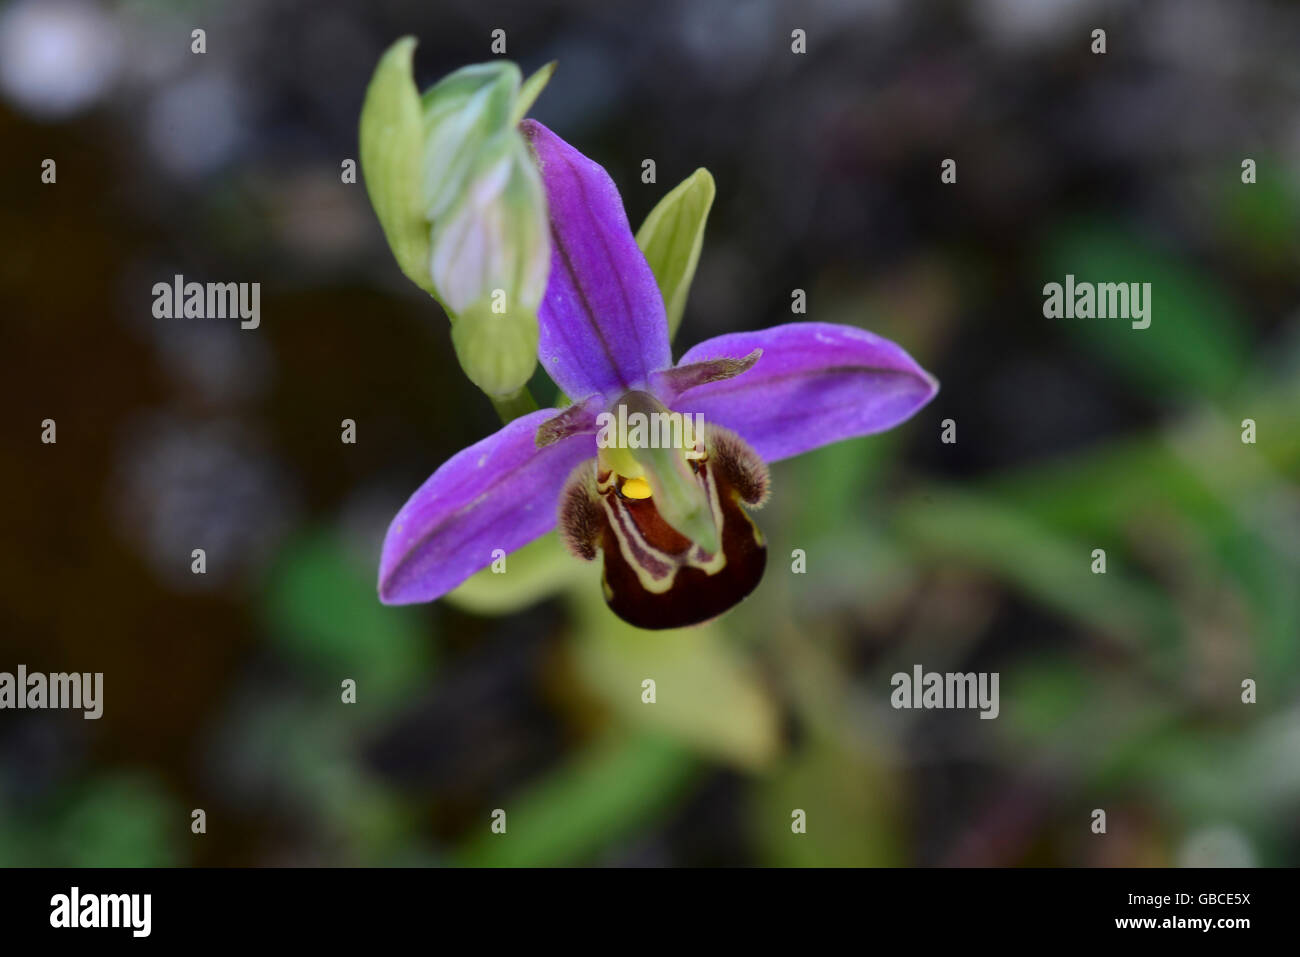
left=490, top=387, right=540, bottom=424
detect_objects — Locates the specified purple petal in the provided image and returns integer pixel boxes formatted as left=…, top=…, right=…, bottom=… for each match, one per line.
left=522, top=120, right=671, bottom=401
left=379, top=408, right=595, bottom=604
left=672, top=322, right=938, bottom=462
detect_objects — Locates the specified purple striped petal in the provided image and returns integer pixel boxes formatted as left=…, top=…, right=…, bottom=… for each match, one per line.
left=379, top=408, right=596, bottom=604
left=672, top=322, right=938, bottom=462
left=522, top=120, right=672, bottom=401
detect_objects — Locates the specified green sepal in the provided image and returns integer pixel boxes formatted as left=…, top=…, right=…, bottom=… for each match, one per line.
left=444, top=532, right=584, bottom=614
left=635, top=168, right=715, bottom=340
left=512, top=61, right=557, bottom=126
left=358, top=37, right=439, bottom=300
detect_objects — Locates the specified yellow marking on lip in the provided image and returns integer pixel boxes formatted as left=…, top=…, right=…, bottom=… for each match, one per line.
left=620, top=476, right=653, bottom=499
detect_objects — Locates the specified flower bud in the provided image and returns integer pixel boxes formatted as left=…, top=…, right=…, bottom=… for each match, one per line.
left=451, top=297, right=539, bottom=401
left=359, top=38, right=553, bottom=397
left=419, top=62, right=518, bottom=224
left=430, top=134, right=549, bottom=318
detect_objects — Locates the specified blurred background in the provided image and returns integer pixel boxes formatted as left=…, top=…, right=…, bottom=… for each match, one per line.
left=2, top=0, right=1298, bottom=867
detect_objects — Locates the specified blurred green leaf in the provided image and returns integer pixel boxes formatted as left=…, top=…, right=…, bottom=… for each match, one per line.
left=784, top=437, right=888, bottom=538
left=1003, top=660, right=1098, bottom=741
left=568, top=579, right=782, bottom=770
left=51, top=774, right=180, bottom=867
left=454, top=732, right=696, bottom=866
left=753, top=732, right=900, bottom=866
left=636, top=168, right=715, bottom=340
left=895, top=487, right=1181, bottom=657
left=1043, top=219, right=1250, bottom=400
left=1216, top=155, right=1300, bottom=266
left=262, top=530, right=432, bottom=706
left=983, top=392, right=1300, bottom=683
left=223, top=693, right=423, bottom=864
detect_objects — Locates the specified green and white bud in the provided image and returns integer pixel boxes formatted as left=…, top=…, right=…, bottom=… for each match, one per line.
left=419, top=63, right=518, bottom=225
left=359, top=38, right=554, bottom=398
left=451, top=297, right=539, bottom=401
left=430, top=134, right=549, bottom=317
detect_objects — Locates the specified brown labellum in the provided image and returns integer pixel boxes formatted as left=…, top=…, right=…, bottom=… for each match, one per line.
left=558, top=422, right=769, bottom=629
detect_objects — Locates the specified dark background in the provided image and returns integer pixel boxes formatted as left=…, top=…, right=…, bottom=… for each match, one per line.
left=2, top=0, right=1298, bottom=866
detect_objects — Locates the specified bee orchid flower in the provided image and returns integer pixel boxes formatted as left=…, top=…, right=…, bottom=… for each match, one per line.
left=379, top=120, right=938, bottom=629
